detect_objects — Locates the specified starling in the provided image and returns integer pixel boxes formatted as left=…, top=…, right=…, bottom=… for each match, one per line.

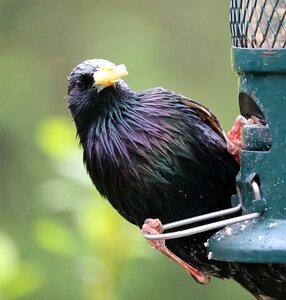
left=68, top=59, right=286, bottom=300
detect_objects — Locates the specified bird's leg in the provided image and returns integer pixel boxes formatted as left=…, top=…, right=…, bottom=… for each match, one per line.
left=227, top=115, right=248, bottom=163
left=142, top=218, right=210, bottom=284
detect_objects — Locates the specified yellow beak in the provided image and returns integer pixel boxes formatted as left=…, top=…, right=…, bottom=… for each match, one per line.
left=93, top=63, right=128, bottom=87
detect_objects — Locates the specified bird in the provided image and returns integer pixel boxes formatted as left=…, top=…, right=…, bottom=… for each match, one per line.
left=67, top=58, right=286, bottom=300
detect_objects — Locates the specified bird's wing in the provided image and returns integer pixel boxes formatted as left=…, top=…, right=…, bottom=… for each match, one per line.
left=179, top=97, right=229, bottom=143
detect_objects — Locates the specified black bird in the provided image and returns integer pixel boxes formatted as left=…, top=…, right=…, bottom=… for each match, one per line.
left=68, top=59, right=286, bottom=300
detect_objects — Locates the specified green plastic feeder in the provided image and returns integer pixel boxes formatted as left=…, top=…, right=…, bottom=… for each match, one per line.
left=144, top=0, right=286, bottom=264
left=208, top=0, right=286, bottom=262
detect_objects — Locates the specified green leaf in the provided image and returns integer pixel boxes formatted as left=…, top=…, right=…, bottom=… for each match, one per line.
left=2, top=261, right=43, bottom=299
left=34, top=218, right=79, bottom=257
left=35, top=116, right=77, bottom=158
left=0, top=231, right=19, bottom=287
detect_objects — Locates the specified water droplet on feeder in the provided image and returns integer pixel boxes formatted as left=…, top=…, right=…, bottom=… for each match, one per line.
left=269, top=222, right=277, bottom=228
left=240, top=224, right=246, bottom=230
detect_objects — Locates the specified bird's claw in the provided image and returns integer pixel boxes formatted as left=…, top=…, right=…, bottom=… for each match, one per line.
left=142, top=218, right=166, bottom=251
left=142, top=218, right=210, bottom=285
left=227, top=115, right=248, bottom=163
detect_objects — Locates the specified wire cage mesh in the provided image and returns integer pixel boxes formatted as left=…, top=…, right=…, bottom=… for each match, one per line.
left=230, top=0, right=286, bottom=48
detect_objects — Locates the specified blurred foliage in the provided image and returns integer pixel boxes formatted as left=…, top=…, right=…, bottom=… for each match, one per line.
left=0, top=0, right=254, bottom=299
left=34, top=116, right=149, bottom=300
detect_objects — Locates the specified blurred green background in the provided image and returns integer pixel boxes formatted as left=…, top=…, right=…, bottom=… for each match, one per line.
left=0, top=1, right=254, bottom=299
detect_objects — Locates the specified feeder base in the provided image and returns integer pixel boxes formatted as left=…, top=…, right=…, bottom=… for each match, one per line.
left=208, top=217, right=286, bottom=263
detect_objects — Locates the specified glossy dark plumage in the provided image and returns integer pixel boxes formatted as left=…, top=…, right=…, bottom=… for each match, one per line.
left=68, top=59, right=286, bottom=300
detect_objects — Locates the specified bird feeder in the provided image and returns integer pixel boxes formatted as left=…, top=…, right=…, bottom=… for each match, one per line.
left=208, top=0, right=286, bottom=262
left=144, top=0, right=286, bottom=264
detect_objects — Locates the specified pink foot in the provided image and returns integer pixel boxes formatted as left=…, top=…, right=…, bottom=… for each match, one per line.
left=142, top=218, right=210, bottom=284
left=227, top=115, right=248, bottom=163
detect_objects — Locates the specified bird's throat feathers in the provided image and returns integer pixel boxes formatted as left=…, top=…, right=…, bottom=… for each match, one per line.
left=73, top=83, right=132, bottom=146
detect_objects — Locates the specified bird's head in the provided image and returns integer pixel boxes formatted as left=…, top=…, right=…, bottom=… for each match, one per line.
left=68, top=58, right=128, bottom=114
left=67, top=59, right=129, bottom=141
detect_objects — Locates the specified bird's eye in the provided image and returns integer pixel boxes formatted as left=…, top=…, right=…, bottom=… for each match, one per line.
left=76, top=80, right=86, bottom=91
